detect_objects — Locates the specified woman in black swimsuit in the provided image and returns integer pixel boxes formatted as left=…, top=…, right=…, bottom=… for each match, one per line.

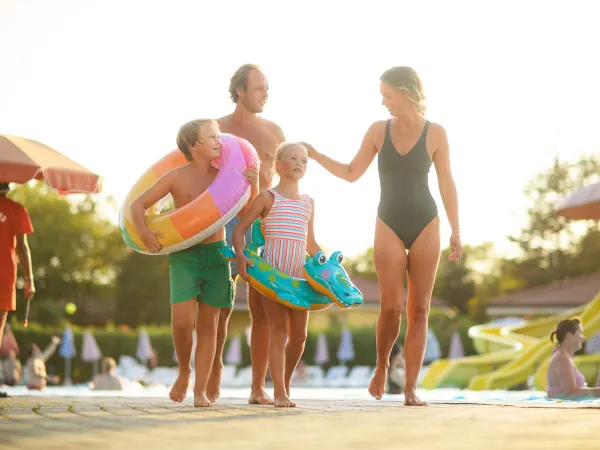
left=304, top=66, right=462, bottom=406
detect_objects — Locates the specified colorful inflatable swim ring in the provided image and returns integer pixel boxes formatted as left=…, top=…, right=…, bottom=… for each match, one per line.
left=220, top=219, right=364, bottom=311
left=119, top=133, right=259, bottom=255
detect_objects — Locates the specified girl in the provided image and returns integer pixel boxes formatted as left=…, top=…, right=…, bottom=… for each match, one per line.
left=232, top=142, right=321, bottom=408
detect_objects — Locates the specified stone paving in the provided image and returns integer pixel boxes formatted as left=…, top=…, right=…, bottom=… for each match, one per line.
left=1, top=396, right=598, bottom=449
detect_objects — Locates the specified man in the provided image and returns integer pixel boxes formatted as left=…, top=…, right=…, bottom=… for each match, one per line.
left=0, top=182, right=35, bottom=398
left=207, top=64, right=285, bottom=405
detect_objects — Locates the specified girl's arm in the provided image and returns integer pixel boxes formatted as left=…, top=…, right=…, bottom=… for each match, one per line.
left=306, top=198, right=322, bottom=257
left=303, top=121, right=381, bottom=183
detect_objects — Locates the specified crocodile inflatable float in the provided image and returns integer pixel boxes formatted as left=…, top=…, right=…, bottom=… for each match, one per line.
left=220, top=219, right=363, bottom=311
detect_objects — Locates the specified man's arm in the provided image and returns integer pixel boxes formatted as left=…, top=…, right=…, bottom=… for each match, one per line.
left=16, top=234, right=35, bottom=300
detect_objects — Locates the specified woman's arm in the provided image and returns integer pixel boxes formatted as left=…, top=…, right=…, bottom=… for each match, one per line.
left=303, top=122, right=381, bottom=183
left=432, top=124, right=462, bottom=260
left=306, top=198, right=322, bottom=257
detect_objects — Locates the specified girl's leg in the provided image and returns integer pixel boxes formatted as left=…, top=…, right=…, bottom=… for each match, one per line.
left=284, top=309, right=309, bottom=397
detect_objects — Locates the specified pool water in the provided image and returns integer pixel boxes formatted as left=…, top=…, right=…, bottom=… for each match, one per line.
left=2, top=385, right=598, bottom=405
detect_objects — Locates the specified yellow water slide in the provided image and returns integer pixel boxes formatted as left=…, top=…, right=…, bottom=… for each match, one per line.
left=468, top=293, right=600, bottom=390
left=421, top=297, right=593, bottom=390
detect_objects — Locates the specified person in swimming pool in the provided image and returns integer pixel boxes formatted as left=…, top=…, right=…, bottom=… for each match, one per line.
left=546, top=317, right=600, bottom=399
left=303, top=66, right=462, bottom=406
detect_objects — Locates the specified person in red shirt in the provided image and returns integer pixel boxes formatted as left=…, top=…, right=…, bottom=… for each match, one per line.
left=0, top=182, right=35, bottom=397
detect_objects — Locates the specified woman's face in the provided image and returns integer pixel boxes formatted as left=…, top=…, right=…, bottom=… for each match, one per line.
left=380, top=82, right=410, bottom=117
left=566, top=324, right=585, bottom=351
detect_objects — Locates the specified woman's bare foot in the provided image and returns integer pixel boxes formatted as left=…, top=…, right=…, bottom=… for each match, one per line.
left=404, top=387, right=427, bottom=406
left=273, top=392, right=296, bottom=408
left=169, top=370, right=191, bottom=403
left=248, top=387, right=274, bottom=405
left=368, top=367, right=387, bottom=400
left=207, top=365, right=222, bottom=402
left=194, top=391, right=213, bottom=407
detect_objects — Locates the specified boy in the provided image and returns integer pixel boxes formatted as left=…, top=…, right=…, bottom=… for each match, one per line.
left=130, top=119, right=257, bottom=407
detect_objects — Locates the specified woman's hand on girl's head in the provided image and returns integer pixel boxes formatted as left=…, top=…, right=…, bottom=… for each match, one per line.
left=300, top=142, right=319, bottom=159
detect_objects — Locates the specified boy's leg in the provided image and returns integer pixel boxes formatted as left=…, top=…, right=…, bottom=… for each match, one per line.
left=207, top=306, right=232, bottom=402
left=193, top=301, right=221, bottom=407
left=284, top=309, right=309, bottom=397
left=170, top=299, right=197, bottom=402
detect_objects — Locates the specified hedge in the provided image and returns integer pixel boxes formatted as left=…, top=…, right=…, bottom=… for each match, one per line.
left=8, top=311, right=476, bottom=384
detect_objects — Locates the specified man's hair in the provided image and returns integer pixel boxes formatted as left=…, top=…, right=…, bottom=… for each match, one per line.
left=176, top=119, right=217, bottom=161
left=0, top=182, right=10, bottom=194
left=229, top=64, right=262, bottom=103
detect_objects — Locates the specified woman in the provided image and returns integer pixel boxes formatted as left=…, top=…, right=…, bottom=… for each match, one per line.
left=304, top=66, right=462, bottom=406
left=546, top=317, right=600, bottom=399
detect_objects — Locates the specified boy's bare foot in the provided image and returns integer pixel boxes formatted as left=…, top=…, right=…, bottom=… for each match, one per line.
left=273, top=392, right=296, bottom=408
left=169, top=371, right=191, bottom=403
left=404, top=387, right=427, bottom=406
left=368, top=367, right=387, bottom=400
left=194, top=391, right=213, bottom=407
left=207, top=365, right=222, bottom=402
left=248, top=387, right=274, bottom=405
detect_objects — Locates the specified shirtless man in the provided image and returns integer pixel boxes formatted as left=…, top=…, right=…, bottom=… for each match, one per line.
left=206, top=64, right=285, bottom=405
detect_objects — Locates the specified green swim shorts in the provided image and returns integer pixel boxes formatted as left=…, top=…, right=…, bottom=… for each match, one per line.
left=168, top=240, right=234, bottom=308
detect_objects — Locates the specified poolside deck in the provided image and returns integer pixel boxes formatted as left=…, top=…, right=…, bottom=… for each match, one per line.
left=1, top=395, right=597, bottom=449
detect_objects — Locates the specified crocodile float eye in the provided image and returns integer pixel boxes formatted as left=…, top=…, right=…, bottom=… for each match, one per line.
left=318, top=254, right=327, bottom=265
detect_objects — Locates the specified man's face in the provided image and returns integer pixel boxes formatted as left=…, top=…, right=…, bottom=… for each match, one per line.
left=239, top=69, right=269, bottom=113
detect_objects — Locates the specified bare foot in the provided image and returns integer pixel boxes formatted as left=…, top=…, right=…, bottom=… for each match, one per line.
left=248, top=388, right=274, bottom=405
left=194, top=391, right=213, bottom=407
left=207, top=364, right=222, bottom=402
left=169, top=371, right=191, bottom=403
left=404, top=387, right=427, bottom=406
left=368, top=367, right=387, bottom=400
left=273, top=392, right=296, bottom=408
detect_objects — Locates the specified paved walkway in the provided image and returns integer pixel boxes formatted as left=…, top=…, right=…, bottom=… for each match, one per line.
left=1, top=396, right=597, bottom=449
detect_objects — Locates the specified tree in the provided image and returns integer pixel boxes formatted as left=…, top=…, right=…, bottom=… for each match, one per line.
left=8, top=182, right=127, bottom=325
left=114, top=250, right=171, bottom=327
left=508, top=155, right=600, bottom=287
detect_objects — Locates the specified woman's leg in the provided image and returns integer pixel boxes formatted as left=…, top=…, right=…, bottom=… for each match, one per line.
left=284, top=309, right=310, bottom=397
left=404, top=217, right=440, bottom=406
left=368, top=218, right=408, bottom=400
left=261, top=295, right=295, bottom=407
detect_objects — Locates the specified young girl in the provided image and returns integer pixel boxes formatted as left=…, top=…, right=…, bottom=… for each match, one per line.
left=232, top=142, right=321, bottom=408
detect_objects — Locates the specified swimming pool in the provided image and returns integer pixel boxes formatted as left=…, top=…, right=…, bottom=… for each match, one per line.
left=3, top=385, right=598, bottom=405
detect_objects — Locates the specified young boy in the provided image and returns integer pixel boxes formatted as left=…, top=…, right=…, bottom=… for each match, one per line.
left=130, top=119, right=257, bottom=407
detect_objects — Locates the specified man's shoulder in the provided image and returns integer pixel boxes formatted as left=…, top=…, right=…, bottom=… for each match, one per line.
left=0, top=197, right=27, bottom=213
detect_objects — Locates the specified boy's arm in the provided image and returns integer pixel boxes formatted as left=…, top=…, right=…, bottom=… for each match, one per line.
left=130, top=172, right=173, bottom=253
left=306, top=198, right=323, bottom=257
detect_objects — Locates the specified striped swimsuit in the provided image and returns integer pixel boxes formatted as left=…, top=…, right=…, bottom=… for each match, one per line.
left=262, top=190, right=312, bottom=278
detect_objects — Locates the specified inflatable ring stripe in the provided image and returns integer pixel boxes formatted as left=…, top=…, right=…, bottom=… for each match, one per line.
left=119, top=133, right=259, bottom=255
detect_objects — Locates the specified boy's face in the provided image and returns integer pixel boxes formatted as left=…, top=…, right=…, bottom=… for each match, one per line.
left=189, top=123, right=221, bottom=161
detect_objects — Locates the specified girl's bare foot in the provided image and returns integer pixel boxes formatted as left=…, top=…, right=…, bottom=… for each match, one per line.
left=248, top=387, right=274, bottom=405
left=194, top=391, right=213, bottom=407
left=169, top=371, right=191, bottom=403
left=207, top=365, right=222, bottom=402
left=273, top=393, right=296, bottom=408
left=404, top=387, right=427, bottom=406
left=368, top=367, right=387, bottom=400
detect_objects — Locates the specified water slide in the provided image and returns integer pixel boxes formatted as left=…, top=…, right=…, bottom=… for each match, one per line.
left=421, top=293, right=600, bottom=390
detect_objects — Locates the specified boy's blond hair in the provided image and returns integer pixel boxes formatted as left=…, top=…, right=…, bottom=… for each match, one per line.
left=176, top=119, right=218, bottom=161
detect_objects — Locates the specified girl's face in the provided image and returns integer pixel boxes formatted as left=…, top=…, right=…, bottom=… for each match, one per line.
left=276, top=145, right=308, bottom=180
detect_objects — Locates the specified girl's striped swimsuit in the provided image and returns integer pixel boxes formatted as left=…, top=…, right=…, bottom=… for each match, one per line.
left=262, top=190, right=312, bottom=278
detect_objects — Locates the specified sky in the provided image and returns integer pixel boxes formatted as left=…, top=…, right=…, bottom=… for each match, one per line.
left=1, top=0, right=599, bottom=258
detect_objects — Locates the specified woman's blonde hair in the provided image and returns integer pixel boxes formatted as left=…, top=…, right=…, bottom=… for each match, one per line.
left=176, top=118, right=218, bottom=161
left=380, top=66, right=427, bottom=115
left=272, top=142, right=307, bottom=176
